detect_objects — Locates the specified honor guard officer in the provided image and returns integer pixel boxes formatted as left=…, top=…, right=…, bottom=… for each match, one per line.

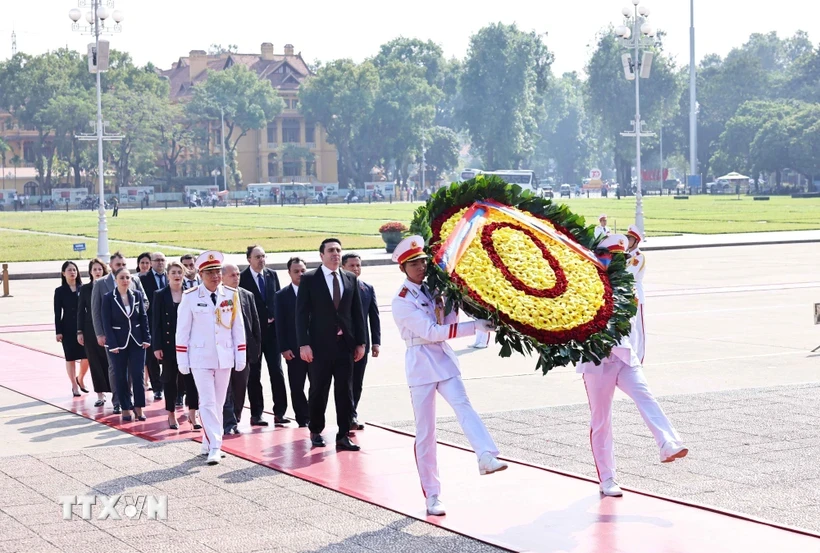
left=391, top=235, right=507, bottom=517
left=176, top=251, right=247, bottom=465
left=626, top=225, right=646, bottom=362
left=577, top=235, right=687, bottom=498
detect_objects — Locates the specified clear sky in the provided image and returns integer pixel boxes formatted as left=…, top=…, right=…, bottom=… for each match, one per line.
left=0, top=0, right=817, bottom=75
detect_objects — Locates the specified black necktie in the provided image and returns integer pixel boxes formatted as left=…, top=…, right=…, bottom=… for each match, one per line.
left=421, top=284, right=432, bottom=300
left=159, top=274, right=165, bottom=288
left=211, top=292, right=217, bottom=306
left=257, top=273, right=266, bottom=302
left=331, top=271, right=341, bottom=310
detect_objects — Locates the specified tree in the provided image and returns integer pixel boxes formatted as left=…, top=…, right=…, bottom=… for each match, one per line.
left=372, top=37, right=461, bottom=128
left=585, top=31, right=680, bottom=193
left=371, top=61, right=441, bottom=186
left=187, top=64, right=284, bottom=187
left=710, top=100, right=795, bottom=183
left=40, top=93, right=95, bottom=188
left=300, top=59, right=380, bottom=186
left=750, top=111, right=794, bottom=189
left=0, top=50, right=84, bottom=191
left=423, top=126, right=460, bottom=181
left=157, top=104, right=195, bottom=184
left=459, top=23, right=553, bottom=169
left=535, top=72, right=590, bottom=184
left=787, top=104, right=820, bottom=190
left=208, top=44, right=239, bottom=55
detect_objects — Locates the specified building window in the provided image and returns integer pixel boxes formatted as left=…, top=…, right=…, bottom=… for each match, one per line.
left=283, top=161, right=301, bottom=177
left=305, top=122, right=315, bottom=143
left=282, top=119, right=300, bottom=143
left=24, top=181, right=38, bottom=196
left=23, top=142, right=35, bottom=163
left=213, top=129, right=223, bottom=147
left=306, top=160, right=316, bottom=176
left=267, top=123, right=277, bottom=144
left=267, top=153, right=278, bottom=179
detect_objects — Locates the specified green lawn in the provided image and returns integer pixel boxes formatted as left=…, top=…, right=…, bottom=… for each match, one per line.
left=0, top=196, right=817, bottom=262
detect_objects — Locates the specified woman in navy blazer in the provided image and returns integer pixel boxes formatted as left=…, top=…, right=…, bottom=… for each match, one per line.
left=101, top=268, right=152, bottom=422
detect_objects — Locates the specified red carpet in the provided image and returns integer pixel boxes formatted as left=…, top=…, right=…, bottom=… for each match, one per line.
left=2, top=338, right=819, bottom=552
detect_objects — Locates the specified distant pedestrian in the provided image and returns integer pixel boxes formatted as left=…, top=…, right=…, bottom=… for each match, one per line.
left=594, top=214, right=611, bottom=240
left=112, top=197, right=119, bottom=217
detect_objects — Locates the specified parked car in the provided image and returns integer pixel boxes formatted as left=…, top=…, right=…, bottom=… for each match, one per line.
left=541, top=185, right=554, bottom=199
left=559, top=184, right=572, bottom=198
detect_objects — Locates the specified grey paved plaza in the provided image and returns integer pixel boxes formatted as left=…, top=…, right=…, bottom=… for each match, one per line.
left=0, top=241, right=818, bottom=551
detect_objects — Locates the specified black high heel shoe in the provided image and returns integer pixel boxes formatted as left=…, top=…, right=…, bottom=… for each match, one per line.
left=72, top=390, right=81, bottom=397
left=76, top=378, right=89, bottom=394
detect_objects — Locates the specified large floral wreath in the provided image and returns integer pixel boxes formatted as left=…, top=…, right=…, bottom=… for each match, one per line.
left=409, top=176, right=636, bottom=374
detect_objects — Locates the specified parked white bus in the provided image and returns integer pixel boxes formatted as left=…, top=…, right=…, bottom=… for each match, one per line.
left=484, top=170, right=539, bottom=193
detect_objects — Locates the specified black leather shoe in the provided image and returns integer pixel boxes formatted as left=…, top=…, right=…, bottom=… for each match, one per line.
left=335, top=437, right=361, bottom=451
left=153, top=392, right=162, bottom=400
left=350, top=421, right=365, bottom=431
left=113, top=405, right=122, bottom=414
left=274, top=416, right=291, bottom=425
left=298, top=421, right=309, bottom=428
left=250, top=417, right=269, bottom=427
left=310, top=433, right=326, bottom=447
left=229, top=425, right=241, bottom=435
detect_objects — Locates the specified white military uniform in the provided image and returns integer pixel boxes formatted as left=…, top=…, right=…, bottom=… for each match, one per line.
left=392, top=279, right=499, bottom=498
left=176, top=282, right=246, bottom=454
left=626, top=248, right=646, bottom=362
left=576, top=235, right=680, bottom=484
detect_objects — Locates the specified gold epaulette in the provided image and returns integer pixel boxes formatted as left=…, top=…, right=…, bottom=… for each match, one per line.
left=184, top=286, right=198, bottom=294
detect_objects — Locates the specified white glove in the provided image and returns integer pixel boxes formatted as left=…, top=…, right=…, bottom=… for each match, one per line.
left=476, top=319, right=496, bottom=332
left=178, top=365, right=191, bottom=375
left=235, top=364, right=246, bottom=372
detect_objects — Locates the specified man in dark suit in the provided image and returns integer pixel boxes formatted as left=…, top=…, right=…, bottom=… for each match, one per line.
left=239, top=245, right=287, bottom=426
left=341, top=253, right=380, bottom=430
left=275, top=257, right=309, bottom=427
left=139, top=252, right=167, bottom=400
left=297, top=238, right=366, bottom=451
left=221, top=263, right=262, bottom=435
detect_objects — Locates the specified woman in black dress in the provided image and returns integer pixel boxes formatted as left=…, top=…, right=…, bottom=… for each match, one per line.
left=77, top=258, right=112, bottom=406
left=54, top=261, right=88, bottom=397
left=151, top=261, right=200, bottom=429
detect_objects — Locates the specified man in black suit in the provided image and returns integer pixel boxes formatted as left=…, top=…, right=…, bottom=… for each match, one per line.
left=297, top=238, right=366, bottom=451
left=275, top=257, right=309, bottom=427
left=239, top=245, right=287, bottom=426
left=221, top=263, right=262, bottom=435
left=139, top=252, right=167, bottom=400
left=341, top=253, right=381, bottom=431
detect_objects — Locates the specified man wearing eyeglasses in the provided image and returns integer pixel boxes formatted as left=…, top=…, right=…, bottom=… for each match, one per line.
left=239, top=245, right=286, bottom=427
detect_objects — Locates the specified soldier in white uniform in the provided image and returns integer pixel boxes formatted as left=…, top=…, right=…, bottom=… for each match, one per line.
left=391, top=235, right=507, bottom=517
left=176, top=251, right=246, bottom=465
left=577, top=234, right=687, bottom=497
left=626, top=225, right=646, bottom=362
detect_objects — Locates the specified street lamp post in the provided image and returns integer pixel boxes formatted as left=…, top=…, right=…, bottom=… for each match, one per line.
left=220, top=106, right=228, bottom=191
left=211, top=169, right=221, bottom=190
left=615, top=0, right=656, bottom=235
left=689, top=0, right=698, bottom=185
left=68, top=0, right=123, bottom=263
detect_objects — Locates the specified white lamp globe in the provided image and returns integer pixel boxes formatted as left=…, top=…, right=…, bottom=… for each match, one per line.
left=622, top=7, right=632, bottom=17
left=641, top=23, right=653, bottom=35
left=68, top=8, right=82, bottom=22
left=638, top=5, right=650, bottom=16
left=112, top=10, right=124, bottom=23
left=96, top=6, right=110, bottom=20
left=84, top=11, right=94, bottom=24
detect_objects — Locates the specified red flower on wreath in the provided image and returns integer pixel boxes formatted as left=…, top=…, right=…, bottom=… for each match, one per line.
left=481, top=222, right=568, bottom=299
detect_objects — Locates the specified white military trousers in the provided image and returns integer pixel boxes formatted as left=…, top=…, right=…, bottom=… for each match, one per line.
left=410, top=376, right=499, bottom=498
left=583, top=364, right=680, bottom=483
left=192, top=368, right=231, bottom=452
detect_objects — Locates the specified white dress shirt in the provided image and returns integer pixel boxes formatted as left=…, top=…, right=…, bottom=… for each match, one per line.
left=292, top=284, right=299, bottom=297
left=250, top=268, right=266, bottom=295
left=320, top=265, right=344, bottom=300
